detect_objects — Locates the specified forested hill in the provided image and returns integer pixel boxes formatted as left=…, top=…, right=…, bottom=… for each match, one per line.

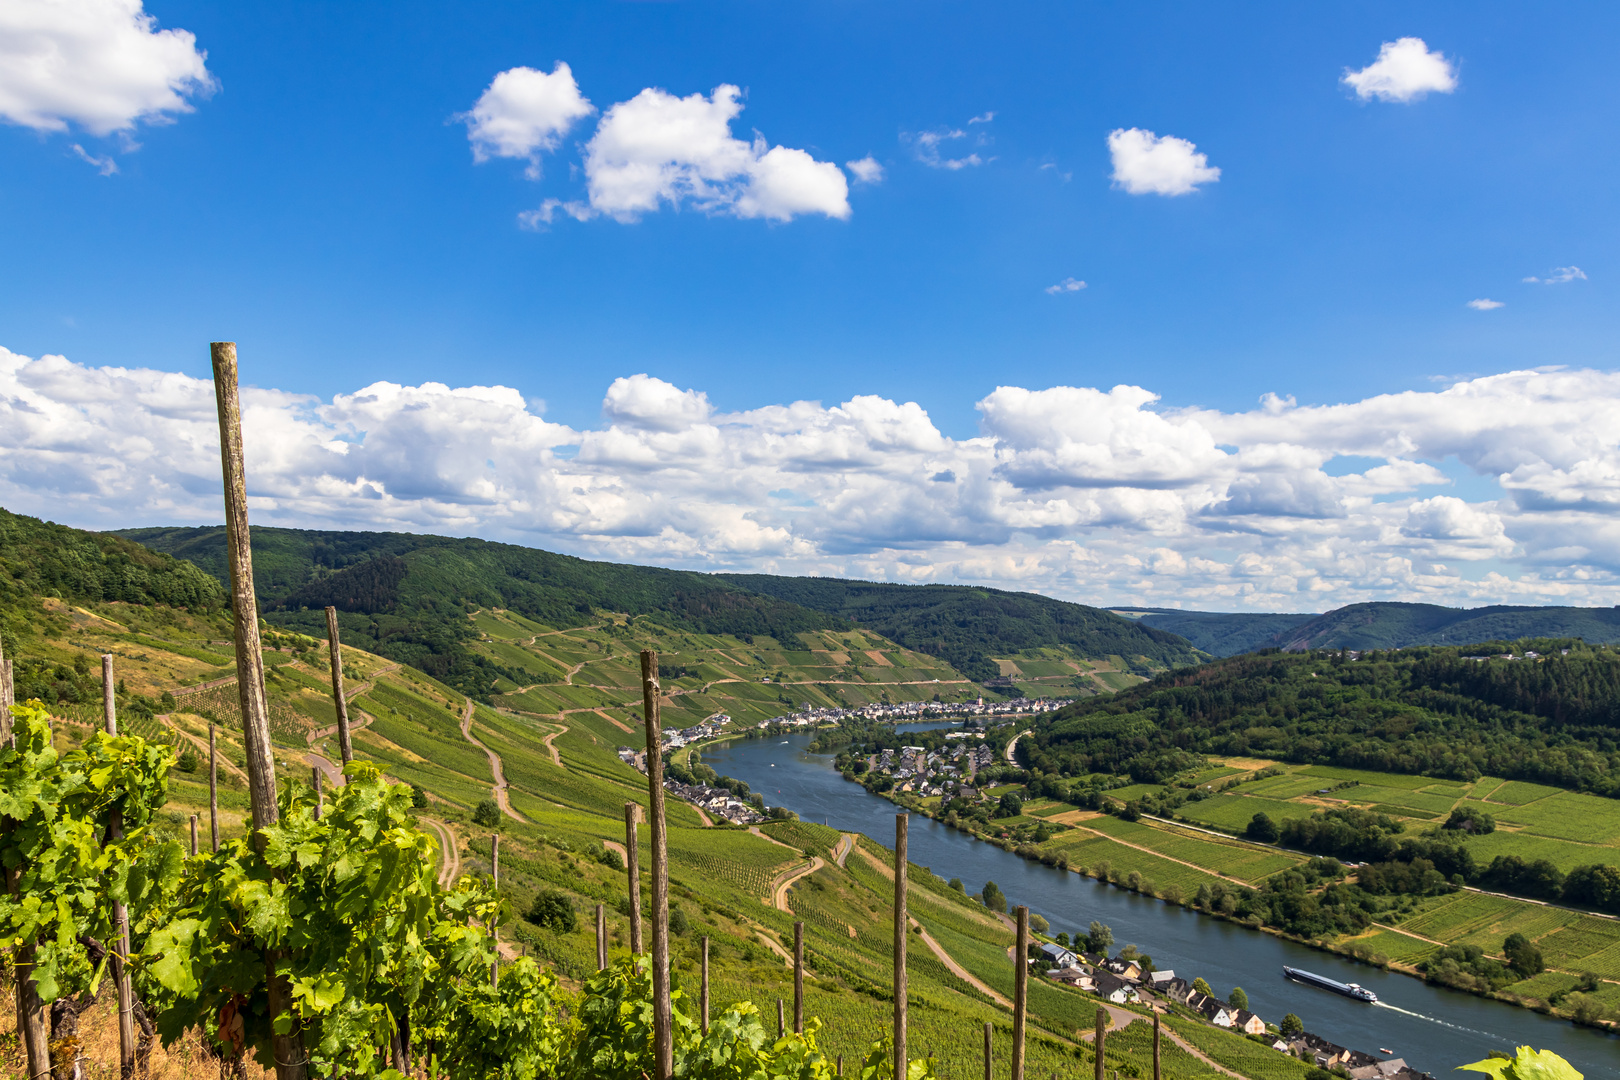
left=1268, top=602, right=1620, bottom=652
left=1023, top=641, right=1620, bottom=795
left=713, top=575, right=1204, bottom=682
left=119, top=525, right=846, bottom=695
left=1120, top=608, right=1319, bottom=657
left=0, top=508, right=224, bottom=648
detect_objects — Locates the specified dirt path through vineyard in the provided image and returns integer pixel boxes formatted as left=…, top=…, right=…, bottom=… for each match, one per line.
left=460, top=697, right=528, bottom=823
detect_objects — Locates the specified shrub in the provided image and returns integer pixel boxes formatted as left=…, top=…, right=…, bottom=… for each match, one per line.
left=411, top=783, right=429, bottom=808
left=1246, top=812, right=1280, bottom=843
left=176, top=748, right=200, bottom=773
left=526, top=888, right=578, bottom=933
left=473, top=799, right=501, bottom=826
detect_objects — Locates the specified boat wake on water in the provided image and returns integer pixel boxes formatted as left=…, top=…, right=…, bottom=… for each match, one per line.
left=1373, top=1001, right=1505, bottom=1042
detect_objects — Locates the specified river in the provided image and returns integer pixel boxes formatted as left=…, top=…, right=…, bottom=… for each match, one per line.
left=701, top=725, right=1619, bottom=1077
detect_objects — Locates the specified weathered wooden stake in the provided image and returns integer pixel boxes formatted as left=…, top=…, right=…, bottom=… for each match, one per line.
left=625, top=802, right=643, bottom=953
left=0, top=634, right=14, bottom=747
left=776, top=999, right=784, bottom=1040
left=212, top=341, right=307, bottom=1080
left=190, top=815, right=198, bottom=856
left=700, top=935, right=710, bottom=1035
left=312, top=768, right=323, bottom=820
left=323, top=606, right=352, bottom=768
left=1012, top=906, right=1028, bottom=1080
left=1093, top=1008, right=1107, bottom=1080
left=893, top=814, right=908, bottom=1080
left=793, top=920, right=805, bottom=1034
left=491, top=834, right=500, bottom=887
left=9, top=694, right=49, bottom=1079
left=596, top=903, right=608, bottom=970
left=1152, top=1011, right=1162, bottom=1080
left=836, top=1055, right=843, bottom=1079
left=209, top=723, right=219, bottom=851
left=101, top=656, right=137, bottom=1080
left=983, top=1021, right=992, bottom=1080
left=640, top=650, right=672, bottom=1080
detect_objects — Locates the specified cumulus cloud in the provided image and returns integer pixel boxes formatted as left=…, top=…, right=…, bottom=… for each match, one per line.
left=1045, top=278, right=1086, bottom=295
left=71, top=143, right=117, bottom=175
left=1468, top=298, right=1505, bottom=310
left=0, top=0, right=213, bottom=152
left=580, top=83, right=849, bottom=222
left=8, top=347, right=1620, bottom=610
left=462, top=63, right=594, bottom=179
left=1107, top=128, right=1219, bottom=196
left=1343, top=37, right=1457, bottom=103
left=1524, top=266, right=1587, bottom=285
left=845, top=156, right=884, bottom=184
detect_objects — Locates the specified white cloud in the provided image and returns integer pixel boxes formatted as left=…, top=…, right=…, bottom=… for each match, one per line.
left=1107, top=128, right=1219, bottom=196
left=1524, top=266, right=1587, bottom=285
left=0, top=0, right=213, bottom=140
left=578, top=84, right=849, bottom=222
left=910, top=127, right=987, bottom=170
left=845, top=156, right=884, bottom=184
left=968, top=112, right=995, bottom=125
left=1467, top=298, right=1505, bottom=310
left=1342, top=38, right=1457, bottom=103
left=9, top=348, right=1620, bottom=610
left=71, top=143, right=117, bottom=175
left=462, top=63, right=593, bottom=180
left=1045, top=278, right=1086, bottom=295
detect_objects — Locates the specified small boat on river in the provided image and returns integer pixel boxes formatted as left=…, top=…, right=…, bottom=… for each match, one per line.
left=1283, top=965, right=1378, bottom=1002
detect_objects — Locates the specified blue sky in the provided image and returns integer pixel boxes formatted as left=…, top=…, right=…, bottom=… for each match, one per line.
left=3, top=1, right=1619, bottom=611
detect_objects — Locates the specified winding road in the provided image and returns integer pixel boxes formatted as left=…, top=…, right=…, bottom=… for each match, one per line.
left=459, top=697, right=528, bottom=823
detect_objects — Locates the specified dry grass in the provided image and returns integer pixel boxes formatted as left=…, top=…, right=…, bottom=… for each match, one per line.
left=0, top=979, right=272, bottom=1080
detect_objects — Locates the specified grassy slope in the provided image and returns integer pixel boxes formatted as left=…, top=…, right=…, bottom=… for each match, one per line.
left=10, top=585, right=1233, bottom=1080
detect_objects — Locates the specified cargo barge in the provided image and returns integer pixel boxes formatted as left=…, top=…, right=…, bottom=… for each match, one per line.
left=1283, top=965, right=1378, bottom=1003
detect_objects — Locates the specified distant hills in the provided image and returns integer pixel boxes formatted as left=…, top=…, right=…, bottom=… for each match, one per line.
left=115, top=524, right=1202, bottom=696
left=721, top=576, right=1203, bottom=682
left=1119, top=602, right=1620, bottom=657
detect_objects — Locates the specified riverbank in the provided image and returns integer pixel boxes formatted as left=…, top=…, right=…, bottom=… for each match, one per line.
left=865, top=778, right=1620, bottom=1036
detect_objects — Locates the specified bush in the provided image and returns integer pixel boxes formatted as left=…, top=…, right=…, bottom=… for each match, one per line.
left=1029, top=911, right=1049, bottom=934
left=1246, top=812, right=1280, bottom=843
left=980, top=880, right=1007, bottom=913
left=1504, top=933, right=1544, bottom=978
left=176, top=748, right=200, bottom=773
left=526, top=888, right=577, bottom=933
left=1280, top=1013, right=1303, bottom=1036
left=670, top=906, right=690, bottom=936
left=411, top=783, right=429, bottom=808
left=473, top=799, right=501, bottom=826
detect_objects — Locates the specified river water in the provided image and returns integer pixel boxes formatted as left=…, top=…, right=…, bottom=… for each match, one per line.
left=702, top=726, right=1619, bottom=1078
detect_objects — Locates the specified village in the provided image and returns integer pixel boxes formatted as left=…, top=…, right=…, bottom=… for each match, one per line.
left=1035, top=941, right=1433, bottom=1080
left=863, top=740, right=999, bottom=800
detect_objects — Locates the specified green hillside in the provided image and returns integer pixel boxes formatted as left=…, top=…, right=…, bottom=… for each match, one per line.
left=1269, top=602, right=1620, bottom=652
left=716, top=575, right=1204, bottom=681
left=1116, top=602, right=1620, bottom=658
left=1117, top=608, right=1319, bottom=657
left=1024, top=640, right=1620, bottom=795
left=119, top=524, right=848, bottom=698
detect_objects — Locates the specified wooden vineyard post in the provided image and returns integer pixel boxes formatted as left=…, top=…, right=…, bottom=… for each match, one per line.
left=1012, top=906, right=1028, bottom=1080
left=640, top=650, right=672, bottom=1080
left=836, top=1057, right=842, bottom=1079
left=700, top=936, right=710, bottom=1035
left=490, top=835, right=502, bottom=988
left=625, top=802, right=643, bottom=954
left=595, top=904, right=608, bottom=970
left=0, top=633, right=12, bottom=748
left=893, top=813, right=908, bottom=1080
left=983, top=1022, right=992, bottom=1080
left=1152, top=1012, right=1161, bottom=1080
left=1093, top=1008, right=1107, bottom=1080
left=776, top=999, right=784, bottom=1040
left=102, top=656, right=137, bottom=1080
left=323, top=606, right=353, bottom=768
left=190, top=816, right=198, bottom=856
left=212, top=341, right=307, bottom=1080
left=209, top=723, right=219, bottom=851
left=793, top=920, right=805, bottom=1034
left=312, top=769, right=323, bottom=820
